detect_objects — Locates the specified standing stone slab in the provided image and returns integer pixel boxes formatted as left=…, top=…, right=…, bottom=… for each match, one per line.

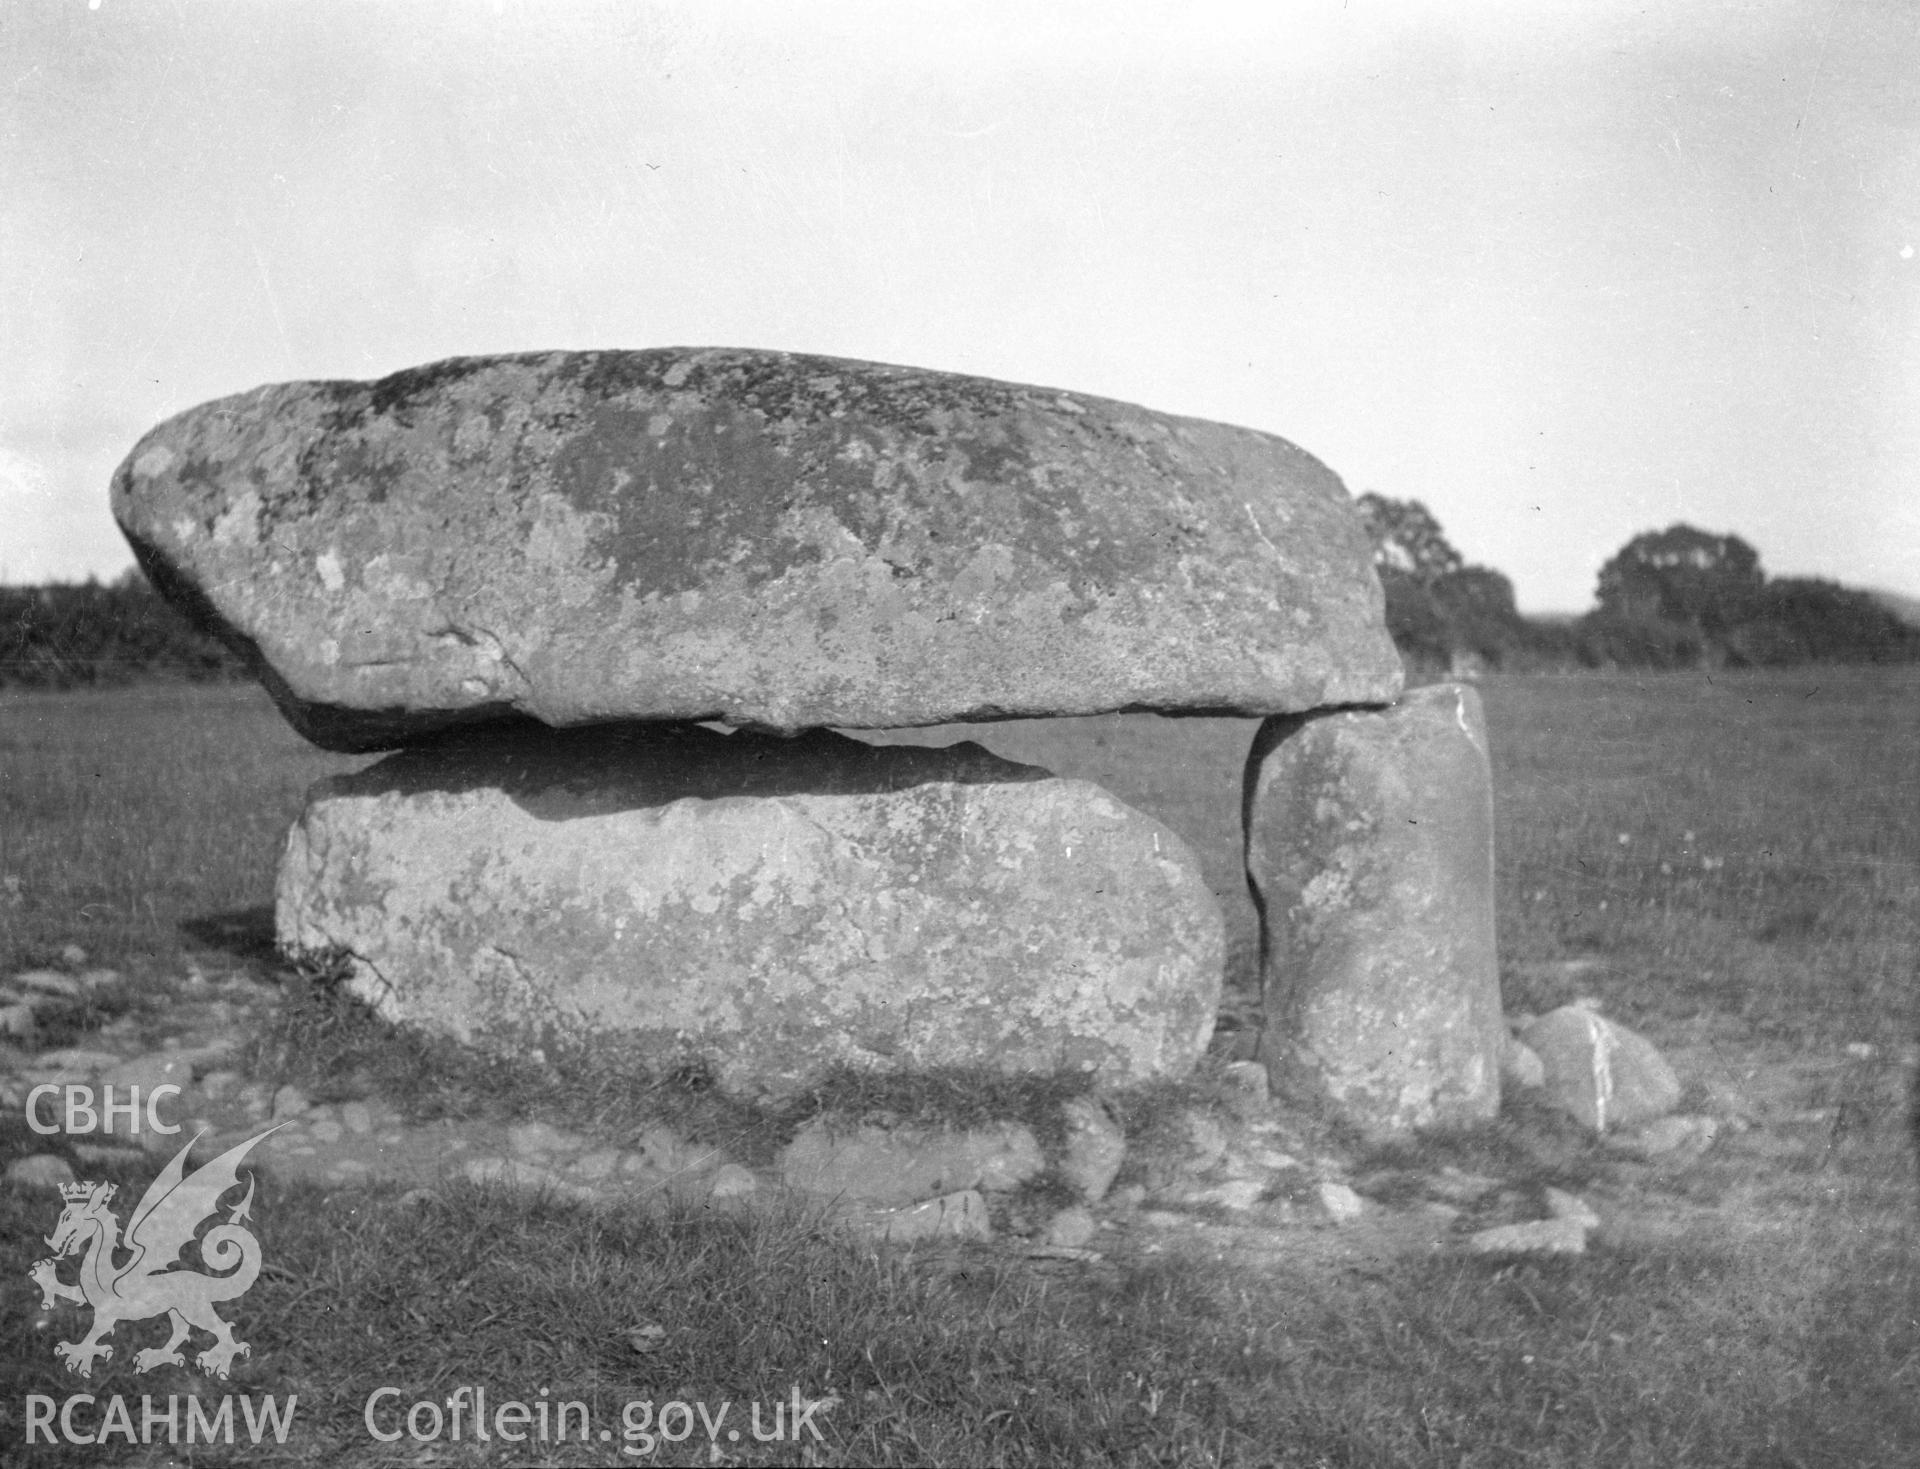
left=276, top=724, right=1223, bottom=1099
left=1244, top=683, right=1503, bottom=1134
left=113, top=348, right=1400, bottom=751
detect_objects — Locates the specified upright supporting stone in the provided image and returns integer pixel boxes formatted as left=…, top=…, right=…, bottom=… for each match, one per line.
left=1243, top=683, right=1503, bottom=1134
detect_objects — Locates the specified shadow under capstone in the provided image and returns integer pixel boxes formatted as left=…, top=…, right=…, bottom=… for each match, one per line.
left=325, top=721, right=1052, bottom=819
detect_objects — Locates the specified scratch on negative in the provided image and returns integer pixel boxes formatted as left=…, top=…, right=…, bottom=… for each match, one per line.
left=1454, top=688, right=1486, bottom=757
left=1244, top=503, right=1278, bottom=555
left=1584, top=1007, right=1614, bottom=1133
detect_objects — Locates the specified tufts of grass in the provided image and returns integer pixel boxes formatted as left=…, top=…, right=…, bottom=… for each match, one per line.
left=0, top=683, right=365, bottom=977
left=253, top=955, right=1106, bottom=1173
left=1484, top=666, right=1920, bottom=1047
left=2, top=968, right=139, bottom=1053
left=248, top=956, right=785, bottom=1167
left=17, top=1146, right=1908, bottom=1468
left=1354, top=1090, right=1610, bottom=1196
left=6, top=673, right=1920, bottom=1465
left=775, top=1065, right=1094, bottom=1155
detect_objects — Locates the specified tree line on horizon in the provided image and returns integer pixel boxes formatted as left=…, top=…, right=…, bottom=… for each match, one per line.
left=1357, top=494, right=1920, bottom=678
left=0, top=568, right=243, bottom=689
left=2, top=508, right=1916, bottom=691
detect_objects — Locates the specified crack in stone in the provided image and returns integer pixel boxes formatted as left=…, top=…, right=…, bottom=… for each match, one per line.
left=426, top=621, right=534, bottom=699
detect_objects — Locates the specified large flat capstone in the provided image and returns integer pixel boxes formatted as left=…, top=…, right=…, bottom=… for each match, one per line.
left=275, top=724, right=1224, bottom=1098
left=114, top=348, right=1400, bottom=750
left=1244, top=683, right=1504, bottom=1135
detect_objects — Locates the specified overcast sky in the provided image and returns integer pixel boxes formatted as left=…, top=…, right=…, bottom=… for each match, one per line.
left=4, top=0, right=1915, bottom=610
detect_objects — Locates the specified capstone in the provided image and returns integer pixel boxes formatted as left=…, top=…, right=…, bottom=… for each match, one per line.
left=113, top=347, right=1400, bottom=750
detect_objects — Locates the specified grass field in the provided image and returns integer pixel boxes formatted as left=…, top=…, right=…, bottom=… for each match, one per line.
left=2, top=668, right=1917, bottom=1466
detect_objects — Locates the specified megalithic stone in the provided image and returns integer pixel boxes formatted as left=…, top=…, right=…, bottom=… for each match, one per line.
left=110, top=347, right=1400, bottom=751
left=1243, top=682, right=1503, bottom=1134
left=277, top=723, right=1224, bottom=1099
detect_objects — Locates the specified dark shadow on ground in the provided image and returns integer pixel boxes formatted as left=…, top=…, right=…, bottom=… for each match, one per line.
left=180, top=905, right=280, bottom=965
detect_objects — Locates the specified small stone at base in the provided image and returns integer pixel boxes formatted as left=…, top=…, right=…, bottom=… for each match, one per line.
left=1317, top=1181, right=1367, bottom=1223
left=1543, top=1187, right=1600, bottom=1228
left=704, top=1163, right=759, bottom=1202
left=1466, top=1218, right=1589, bottom=1257
left=1042, top=1206, right=1099, bottom=1249
left=570, top=1148, right=622, bottom=1180
left=14, top=970, right=83, bottom=998
left=862, top=1189, right=991, bottom=1244
left=6, top=1155, right=75, bottom=1188
left=74, top=1143, right=145, bottom=1165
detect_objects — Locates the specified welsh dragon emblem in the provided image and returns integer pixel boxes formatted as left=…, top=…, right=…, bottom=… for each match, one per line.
left=28, top=1125, right=282, bottom=1379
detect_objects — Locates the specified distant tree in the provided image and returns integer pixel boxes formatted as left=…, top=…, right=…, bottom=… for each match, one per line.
left=1575, top=610, right=1708, bottom=671
left=1726, top=578, right=1920, bottom=666
left=1354, top=494, right=1559, bottom=674
left=1355, top=494, right=1465, bottom=584
left=1583, top=527, right=1920, bottom=668
left=1431, top=565, right=1518, bottom=621
left=0, top=577, right=243, bottom=688
left=1594, top=525, right=1764, bottom=636
left=1378, top=575, right=1452, bottom=671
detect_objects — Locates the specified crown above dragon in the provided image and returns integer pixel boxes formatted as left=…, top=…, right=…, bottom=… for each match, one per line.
left=59, top=1180, right=114, bottom=1203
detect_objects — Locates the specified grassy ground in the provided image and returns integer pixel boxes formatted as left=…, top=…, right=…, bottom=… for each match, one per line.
left=0, top=684, right=363, bottom=974
left=1482, top=669, right=1919, bottom=1045
left=2, top=669, right=1916, bottom=1466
